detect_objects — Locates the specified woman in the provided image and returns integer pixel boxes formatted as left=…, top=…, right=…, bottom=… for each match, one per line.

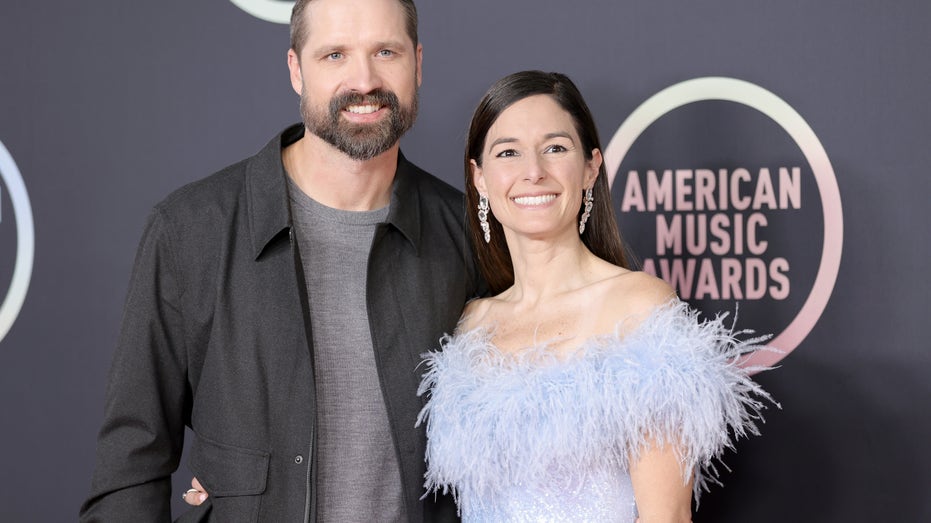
left=415, top=70, right=773, bottom=522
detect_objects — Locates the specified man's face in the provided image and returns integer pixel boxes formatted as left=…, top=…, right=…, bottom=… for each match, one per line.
left=288, top=0, right=422, bottom=161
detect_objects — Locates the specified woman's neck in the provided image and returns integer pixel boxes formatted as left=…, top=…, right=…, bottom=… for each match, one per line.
left=502, top=230, right=601, bottom=308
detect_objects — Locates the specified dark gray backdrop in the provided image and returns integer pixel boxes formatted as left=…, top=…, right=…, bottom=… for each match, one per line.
left=1, top=1, right=929, bottom=521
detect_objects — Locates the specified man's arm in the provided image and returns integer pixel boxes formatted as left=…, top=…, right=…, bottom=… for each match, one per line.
left=80, top=207, right=191, bottom=522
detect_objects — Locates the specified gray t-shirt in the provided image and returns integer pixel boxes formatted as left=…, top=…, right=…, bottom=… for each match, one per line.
left=288, top=178, right=406, bottom=522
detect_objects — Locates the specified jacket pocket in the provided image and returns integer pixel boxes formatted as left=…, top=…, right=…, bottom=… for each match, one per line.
left=174, top=501, right=211, bottom=523
left=187, top=431, right=270, bottom=521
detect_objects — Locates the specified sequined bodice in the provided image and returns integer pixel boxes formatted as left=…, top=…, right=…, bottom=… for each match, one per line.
left=469, top=468, right=637, bottom=522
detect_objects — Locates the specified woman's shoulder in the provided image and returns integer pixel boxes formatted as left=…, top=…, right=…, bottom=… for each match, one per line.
left=456, top=296, right=494, bottom=334
left=592, top=270, right=678, bottom=334
left=606, top=269, right=674, bottom=299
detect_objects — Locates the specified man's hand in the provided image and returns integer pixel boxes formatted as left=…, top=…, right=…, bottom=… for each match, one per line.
left=181, top=477, right=208, bottom=506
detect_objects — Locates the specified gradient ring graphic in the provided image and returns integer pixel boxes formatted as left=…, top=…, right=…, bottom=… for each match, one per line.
left=0, top=139, right=34, bottom=343
left=604, top=77, right=843, bottom=367
left=229, top=0, right=294, bottom=24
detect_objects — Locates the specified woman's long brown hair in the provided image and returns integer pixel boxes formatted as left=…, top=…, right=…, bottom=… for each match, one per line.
left=464, top=70, right=630, bottom=294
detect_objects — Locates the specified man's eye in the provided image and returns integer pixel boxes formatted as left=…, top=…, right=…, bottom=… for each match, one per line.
left=326, top=52, right=343, bottom=60
left=377, top=49, right=394, bottom=57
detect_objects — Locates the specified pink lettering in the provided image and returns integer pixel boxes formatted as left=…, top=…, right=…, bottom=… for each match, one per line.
left=780, top=167, right=801, bottom=209
left=769, top=257, right=790, bottom=300
left=621, top=171, right=645, bottom=212
left=695, top=169, right=716, bottom=211
left=656, top=214, right=682, bottom=256
left=709, top=214, right=730, bottom=255
left=647, top=169, right=673, bottom=211
left=747, top=213, right=768, bottom=255
left=721, top=258, right=743, bottom=300
left=753, top=168, right=777, bottom=210
left=731, top=168, right=751, bottom=210
left=658, top=258, right=696, bottom=299
left=675, top=169, right=694, bottom=211
left=693, top=258, right=720, bottom=299
left=685, top=214, right=706, bottom=255
left=745, top=258, right=767, bottom=299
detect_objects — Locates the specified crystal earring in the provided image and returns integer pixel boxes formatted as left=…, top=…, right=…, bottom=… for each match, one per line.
left=578, top=187, right=594, bottom=235
left=478, top=194, right=491, bottom=243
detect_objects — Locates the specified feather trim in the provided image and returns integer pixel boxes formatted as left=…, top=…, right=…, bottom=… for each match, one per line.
left=416, top=301, right=777, bottom=514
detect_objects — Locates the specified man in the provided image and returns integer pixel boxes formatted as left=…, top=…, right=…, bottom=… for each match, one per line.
left=79, top=0, right=479, bottom=520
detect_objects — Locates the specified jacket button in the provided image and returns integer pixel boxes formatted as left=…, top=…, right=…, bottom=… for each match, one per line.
left=294, top=455, right=304, bottom=464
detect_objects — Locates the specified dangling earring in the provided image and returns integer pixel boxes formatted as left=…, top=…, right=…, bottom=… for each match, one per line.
left=578, top=187, right=594, bottom=235
left=478, top=194, right=491, bottom=243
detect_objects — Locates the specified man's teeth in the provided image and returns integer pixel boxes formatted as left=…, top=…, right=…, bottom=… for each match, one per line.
left=346, top=104, right=380, bottom=114
left=512, top=194, right=556, bottom=206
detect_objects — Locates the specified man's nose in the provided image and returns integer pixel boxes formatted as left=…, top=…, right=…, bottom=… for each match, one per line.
left=345, top=56, right=383, bottom=94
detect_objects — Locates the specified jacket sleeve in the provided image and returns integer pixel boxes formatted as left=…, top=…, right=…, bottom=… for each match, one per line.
left=80, top=207, right=191, bottom=522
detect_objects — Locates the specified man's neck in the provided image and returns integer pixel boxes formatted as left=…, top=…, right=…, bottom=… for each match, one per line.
left=283, top=131, right=398, bottom=211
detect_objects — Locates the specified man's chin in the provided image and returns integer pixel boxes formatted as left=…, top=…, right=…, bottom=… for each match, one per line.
left=337, top=144, right=394, bottom=162
left=325, top=131, right=397, bottom=161
left=342, top=123, right=388, bottom=136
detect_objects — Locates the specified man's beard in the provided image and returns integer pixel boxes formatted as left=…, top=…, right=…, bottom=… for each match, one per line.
left=300, top=87, right=418, bottom=161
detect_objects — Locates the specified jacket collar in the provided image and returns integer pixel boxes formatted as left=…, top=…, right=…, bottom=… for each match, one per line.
left=247, top=124, right=423, bottom=259
left=385, top=150, right=423, bottom=255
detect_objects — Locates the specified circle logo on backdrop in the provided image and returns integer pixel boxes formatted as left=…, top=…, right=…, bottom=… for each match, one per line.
left=229, top=0, right=294, bottom=24
left=604, top=77, right=842, bottom=367
left=0, top=139, right=35, bottom=343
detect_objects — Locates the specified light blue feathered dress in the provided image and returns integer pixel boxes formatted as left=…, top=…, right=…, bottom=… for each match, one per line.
left=416, top=301, right=774, bottom=522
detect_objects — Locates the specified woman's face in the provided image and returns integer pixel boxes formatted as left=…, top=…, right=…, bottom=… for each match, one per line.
left=472, top=94, right=602, bottom=241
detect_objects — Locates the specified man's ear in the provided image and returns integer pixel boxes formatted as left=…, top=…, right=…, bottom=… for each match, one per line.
left=415, top=43, right=423, bottom=88
left=287, top=49, right=303, bottom=96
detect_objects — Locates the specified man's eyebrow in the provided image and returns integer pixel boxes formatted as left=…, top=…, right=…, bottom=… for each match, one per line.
left=309, top=44, right=347, bottom=56
left=307, top=39, right=410, bottom=58
left=373, top=40, right=407, bottom=49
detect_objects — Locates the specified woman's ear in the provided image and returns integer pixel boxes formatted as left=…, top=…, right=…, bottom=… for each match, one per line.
left=587, top=149, right=603, bottom=188
left=471, top=159, right=487, bottom=194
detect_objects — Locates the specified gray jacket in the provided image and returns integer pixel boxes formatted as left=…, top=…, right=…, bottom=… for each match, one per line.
left=80, top=125, right=480, bottom=522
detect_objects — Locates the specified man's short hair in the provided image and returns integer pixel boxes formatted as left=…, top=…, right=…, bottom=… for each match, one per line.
left=290, top=0, right=419, bottom=55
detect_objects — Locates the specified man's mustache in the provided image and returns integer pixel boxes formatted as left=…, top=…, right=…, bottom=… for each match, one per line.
left=329, top=89, right=400, bottom=116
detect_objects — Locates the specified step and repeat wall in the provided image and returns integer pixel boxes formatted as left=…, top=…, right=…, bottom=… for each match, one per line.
left=2, top=1, right=929, bottom=520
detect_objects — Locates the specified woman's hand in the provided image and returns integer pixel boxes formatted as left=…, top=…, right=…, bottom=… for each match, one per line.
left=181, top=477, right=209, bottom=506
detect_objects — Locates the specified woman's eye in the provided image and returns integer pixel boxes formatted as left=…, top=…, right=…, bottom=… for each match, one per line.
left=544, top=144, right=568, bottom=153
left=495, top=149, right=519, bottom=158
